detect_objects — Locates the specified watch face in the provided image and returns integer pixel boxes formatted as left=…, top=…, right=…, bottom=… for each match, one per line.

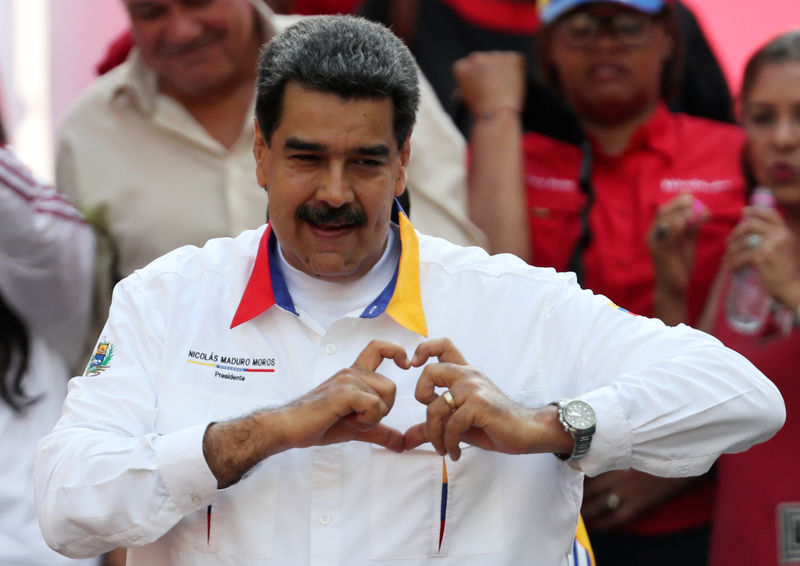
left=564, top=400, right=595, bottom=430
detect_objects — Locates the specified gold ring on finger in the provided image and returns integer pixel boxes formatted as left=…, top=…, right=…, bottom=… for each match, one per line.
left=442, top=390, right=457, bottom=413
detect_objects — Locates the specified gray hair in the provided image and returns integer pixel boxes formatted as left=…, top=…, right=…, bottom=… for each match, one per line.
left=255, top=15, right=420, bottom=149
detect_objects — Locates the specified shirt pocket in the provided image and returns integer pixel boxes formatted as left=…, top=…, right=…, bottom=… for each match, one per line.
left=156, top=389, right=280, bottom=559
left=369, top=405, right=505, bottom=559
left=526, top=188, right=585, bottom=272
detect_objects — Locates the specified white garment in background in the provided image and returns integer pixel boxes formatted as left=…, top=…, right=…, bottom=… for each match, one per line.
left=0, top=146, right=97, bottom=566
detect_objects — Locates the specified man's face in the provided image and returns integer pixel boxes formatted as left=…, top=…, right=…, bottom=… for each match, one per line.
left=549, top=3, right=672, bottom=124
left=123, top=0, right=259, bottom=98
left=253, top=82, right=410, bottom=282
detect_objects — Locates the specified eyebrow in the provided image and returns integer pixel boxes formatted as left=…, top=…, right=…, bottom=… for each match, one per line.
left=284, top=137, right=391, bottom=157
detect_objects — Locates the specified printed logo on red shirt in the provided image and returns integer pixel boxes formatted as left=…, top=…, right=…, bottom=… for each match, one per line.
left=525, top=173, right=578, bottom=193
left=660, top=178, right=734, bottom=194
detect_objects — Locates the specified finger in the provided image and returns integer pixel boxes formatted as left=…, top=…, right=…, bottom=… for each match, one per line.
left=414, top=363, right=468, bottom=404
left=403, top=422, right=429, bottom=450
left=443, top=407, right=472, bottom=460
left=425, top=399, right=451, bottom=455
left=352, top=370, right=398, bottom=412
left=581, top=494, right=613, bottom=523
left=351, top=340, right=410, bottom=372
left=411, top=337, right=468, bottom=367
left=354, top=424, right=405, bottom=453
left=338, top=388, right=390, bottom=428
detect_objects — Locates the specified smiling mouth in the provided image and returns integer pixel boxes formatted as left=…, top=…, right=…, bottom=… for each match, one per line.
left=308, top=221, right=356, bottom=232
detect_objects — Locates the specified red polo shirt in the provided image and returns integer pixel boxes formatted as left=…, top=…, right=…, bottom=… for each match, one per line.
left=523, top=104, right=747, bottom=533
left=709, top=283, right=800, bottom=565
left=524, top=103, right=746, bottom=325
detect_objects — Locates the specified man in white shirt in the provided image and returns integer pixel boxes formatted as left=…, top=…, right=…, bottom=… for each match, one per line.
left=36, top=15, right=784, bottom=566
left=58, top=0, right=484, bottom=342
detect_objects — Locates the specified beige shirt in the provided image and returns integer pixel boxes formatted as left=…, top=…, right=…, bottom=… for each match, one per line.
left=56, top=4, right=485, bottom=341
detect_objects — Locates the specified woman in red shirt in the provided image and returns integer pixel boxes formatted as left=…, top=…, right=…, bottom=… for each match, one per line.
left=457, top=0, right=747, bottom=564
left=680, top=30, right=800, bottom=566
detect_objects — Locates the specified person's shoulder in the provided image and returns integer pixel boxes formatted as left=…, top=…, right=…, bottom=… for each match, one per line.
left=522, top=131, right=583, bottom=159
left=125, top=226, right=266, bottom=290
left=671, top=112, right=746, bottom=146
left=417, top=232, right=566, bottom=284
left=64, top=63, right=131, bottom=118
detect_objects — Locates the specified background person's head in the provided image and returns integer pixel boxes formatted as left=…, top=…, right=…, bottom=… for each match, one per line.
left=739, top=30, right=800, bottom=207
left=536, top=0, right=680, bottom=126
left=122, top=0, right=262, bottom=100
left=254, top=15, right=420, bottom=150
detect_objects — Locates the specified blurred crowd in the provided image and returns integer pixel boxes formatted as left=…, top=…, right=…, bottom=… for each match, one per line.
left=2, top=0, right=798, bottom=564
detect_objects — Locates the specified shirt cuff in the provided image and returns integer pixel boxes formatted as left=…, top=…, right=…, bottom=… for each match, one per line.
left=154, top=422, right=218, bottom=514
left=570, top=386, right=632, bottom=475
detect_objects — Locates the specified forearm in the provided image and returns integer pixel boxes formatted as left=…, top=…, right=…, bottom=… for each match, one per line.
left=203, top=409, right=291, bottom=489
left=467, top=109, right=530, bottom=261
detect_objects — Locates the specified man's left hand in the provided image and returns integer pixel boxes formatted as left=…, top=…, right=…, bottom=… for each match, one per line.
left=403, top=338, right=571, bottom=460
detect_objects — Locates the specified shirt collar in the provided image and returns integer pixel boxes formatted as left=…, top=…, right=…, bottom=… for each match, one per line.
left=590, top=102, right=677, bottom=162
left=629, top=102, right=676, bottom=159
left=230, top=200, right=428, bottom=337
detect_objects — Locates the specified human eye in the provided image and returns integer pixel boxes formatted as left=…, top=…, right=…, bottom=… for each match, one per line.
left=559, top=13, right=596, bottom=46
left=182, top=0, right=215, bottom=7
left=614, top=13, right=649, bottom=43
left=290, top=153, right=321, bottom=165
left=745, top=106, right=776, bottom=128
left=127, top=2, right=167, bottom=21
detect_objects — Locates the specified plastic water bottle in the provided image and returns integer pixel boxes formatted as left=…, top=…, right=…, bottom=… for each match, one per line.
left=725, top=187, right=776, bottom=334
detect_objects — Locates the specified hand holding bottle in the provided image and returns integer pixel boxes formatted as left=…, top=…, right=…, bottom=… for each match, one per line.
left=724, top=195, right=800, bottom=330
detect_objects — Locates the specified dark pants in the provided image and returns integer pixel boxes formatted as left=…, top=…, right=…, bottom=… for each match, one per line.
left=589, top=525, right=710, bottom=566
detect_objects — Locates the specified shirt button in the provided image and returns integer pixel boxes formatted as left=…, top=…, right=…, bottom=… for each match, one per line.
left=320, top=514, right=331, bottom=525
left=325, top=343, right=336, bottom=355
left=191, top=494, right=202, bottom=505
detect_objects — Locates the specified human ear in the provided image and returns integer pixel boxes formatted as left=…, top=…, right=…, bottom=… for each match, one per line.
left=253, top=118, right=270, bottom=190
left=394, top=136, right=411, bottom=198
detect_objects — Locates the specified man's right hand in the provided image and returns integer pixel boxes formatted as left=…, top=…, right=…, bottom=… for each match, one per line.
left=280, top=340, right=410, bottom=451
left=203, top=340, right=409, bottom=488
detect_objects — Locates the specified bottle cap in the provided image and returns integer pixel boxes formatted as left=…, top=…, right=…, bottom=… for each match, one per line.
left=750, top=187, right=776, bottom=208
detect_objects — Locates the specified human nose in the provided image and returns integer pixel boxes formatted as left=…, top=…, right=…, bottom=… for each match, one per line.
left=162, top=7, right=203, bottom=45
left=316, top=162, right=354, bottom=207
left=771, top=115, right=800, bottom=151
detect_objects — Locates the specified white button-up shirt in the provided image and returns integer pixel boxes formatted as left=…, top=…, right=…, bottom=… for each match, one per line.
left=35, top=210, right=784, bottom=565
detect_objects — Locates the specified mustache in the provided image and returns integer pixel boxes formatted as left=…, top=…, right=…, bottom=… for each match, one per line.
left=157, top=31, right=223, bottom=56
left=296, top=203, right=368, bottom=228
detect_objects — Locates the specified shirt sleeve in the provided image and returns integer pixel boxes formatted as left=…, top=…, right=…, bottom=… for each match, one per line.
left=539, top=274, right=786, bottom=477
left=33, top=276, right=218, bottom=558
left=0, top=145, right=95, bottom=368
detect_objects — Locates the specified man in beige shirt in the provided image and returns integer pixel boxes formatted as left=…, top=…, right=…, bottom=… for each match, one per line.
left=58, top=0, right=485, bottom=341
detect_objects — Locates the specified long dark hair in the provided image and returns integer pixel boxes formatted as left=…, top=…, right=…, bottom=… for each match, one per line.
left=0, top=116, right=36, bottom=412
left=0, top=295, right=34, bottom=412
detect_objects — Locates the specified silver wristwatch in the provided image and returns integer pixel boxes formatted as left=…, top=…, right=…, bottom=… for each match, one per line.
left=551, top=399, right=596, bottom=461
